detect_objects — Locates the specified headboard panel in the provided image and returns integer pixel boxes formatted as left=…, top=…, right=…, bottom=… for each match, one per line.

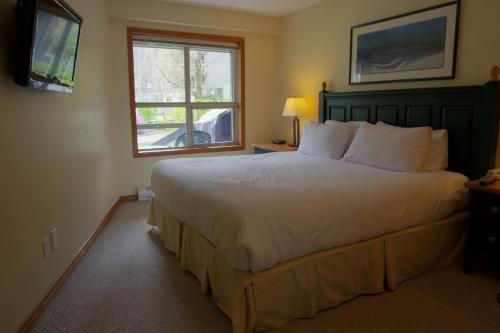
left=319, top=81, right=500, bottom=179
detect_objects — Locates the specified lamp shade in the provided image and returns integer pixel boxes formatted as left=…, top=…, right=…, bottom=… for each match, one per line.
left=282, top=97, right=307, bottom=117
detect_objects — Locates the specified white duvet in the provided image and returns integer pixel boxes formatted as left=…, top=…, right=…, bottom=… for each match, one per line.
left=151, top=152, right=468, bottom=273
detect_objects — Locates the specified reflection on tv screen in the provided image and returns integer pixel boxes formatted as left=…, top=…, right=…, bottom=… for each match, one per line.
left=31, top=9, right=80, bottom=88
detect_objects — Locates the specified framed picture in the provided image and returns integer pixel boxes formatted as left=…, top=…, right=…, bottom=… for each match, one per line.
left=349, top=1, right=460, bottom=85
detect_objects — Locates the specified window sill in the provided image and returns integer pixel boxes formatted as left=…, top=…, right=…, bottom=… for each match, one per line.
left=133, top=144, right=246, bottom=158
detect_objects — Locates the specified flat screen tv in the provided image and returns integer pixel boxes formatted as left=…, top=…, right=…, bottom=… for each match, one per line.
left=15, top=0, right=83, bottom=93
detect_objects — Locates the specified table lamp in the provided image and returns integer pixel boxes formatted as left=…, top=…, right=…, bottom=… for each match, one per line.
left=282, top=97, right=307, bottom=147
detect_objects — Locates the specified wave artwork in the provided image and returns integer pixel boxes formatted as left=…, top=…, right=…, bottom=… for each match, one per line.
left=357, top=17, right=447, bottom=75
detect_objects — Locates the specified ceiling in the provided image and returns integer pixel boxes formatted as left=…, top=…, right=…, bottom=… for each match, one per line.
left=154, top=0, right=324, bottom=17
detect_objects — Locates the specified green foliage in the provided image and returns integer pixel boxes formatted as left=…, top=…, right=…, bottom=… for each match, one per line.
left=193, top=109, right=210, bottom=122
left=167, top=108, right=187, bottom=123
left=137, top=107, right=186, bottom=124
left=192, top=96, right=224, bottom=103
left=137, top=108, right=156, bottom=123
left=32, top=60, right=52, bottom=76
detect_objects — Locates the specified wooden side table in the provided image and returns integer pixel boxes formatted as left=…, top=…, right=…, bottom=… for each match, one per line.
left=464, top=180, right=500, bottom=274
left=251, top=143, right=298, bottom=154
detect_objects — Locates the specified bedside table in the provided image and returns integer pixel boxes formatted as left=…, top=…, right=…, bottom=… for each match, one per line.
left=464, top=180, right=500, bottom=274
left=251, top=143, right=298, bottom=154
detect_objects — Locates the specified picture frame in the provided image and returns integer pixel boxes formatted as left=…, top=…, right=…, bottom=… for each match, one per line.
left=349, top=1, right=460, bottom=85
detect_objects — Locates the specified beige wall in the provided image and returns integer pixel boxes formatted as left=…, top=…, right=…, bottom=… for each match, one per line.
left=0, top=0, right=279, bottom=330
left=275, top=0, right=500, bottom=142
left=107, top=0, right=280, bottom=195
left=2, top=0, right=499, bottom=331
left=0, top=0, right=118, bottom=332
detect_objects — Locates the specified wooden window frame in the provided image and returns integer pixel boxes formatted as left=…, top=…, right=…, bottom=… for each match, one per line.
left=127, top=27, right=246, bottom=158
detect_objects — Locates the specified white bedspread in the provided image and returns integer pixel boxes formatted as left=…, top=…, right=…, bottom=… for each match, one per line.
left=151, top=152, right=468, bottom=273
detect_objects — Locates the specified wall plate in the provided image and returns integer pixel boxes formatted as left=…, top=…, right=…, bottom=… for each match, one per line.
left=42, top=237, right=50, bottom=257
left=50, top=228, right=59, bottom=250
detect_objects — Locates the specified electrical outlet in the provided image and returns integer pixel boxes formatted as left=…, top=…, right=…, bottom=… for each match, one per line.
left=42, top=237, right=50, bottom=258
left=50, top=228, right=59, bottom=250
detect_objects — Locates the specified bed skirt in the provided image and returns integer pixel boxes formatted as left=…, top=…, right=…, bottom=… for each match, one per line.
left=148, top=198, right=468, bottom=333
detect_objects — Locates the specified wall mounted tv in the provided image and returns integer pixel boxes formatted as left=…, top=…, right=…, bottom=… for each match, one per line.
left=15, top=0, right=83, bottom=93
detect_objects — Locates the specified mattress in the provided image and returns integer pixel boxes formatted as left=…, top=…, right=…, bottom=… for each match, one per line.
left=151, top=152, right=468, bottom=273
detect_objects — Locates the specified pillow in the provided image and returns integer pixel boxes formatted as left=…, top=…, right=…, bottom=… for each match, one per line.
left=374, top=123, right=448, bottom=171
left=325, top=120, right=369, bottom=138
left=422, top=129, right=448, bottom=171
left=343, top=122, right=432, bottom=172
left=298, top=122, right=356, bottom=159
left=325, top=120, right=368, bottom=128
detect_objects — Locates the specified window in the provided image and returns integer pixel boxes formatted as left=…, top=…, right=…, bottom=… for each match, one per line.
left=127, top=28, right=245, bottom=157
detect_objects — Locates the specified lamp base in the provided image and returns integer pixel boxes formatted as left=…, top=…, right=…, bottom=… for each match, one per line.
left=290, top=116, right=300, bottom=147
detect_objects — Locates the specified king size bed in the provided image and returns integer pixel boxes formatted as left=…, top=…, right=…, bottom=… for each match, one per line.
left=148, top=80, right=500, bottom=333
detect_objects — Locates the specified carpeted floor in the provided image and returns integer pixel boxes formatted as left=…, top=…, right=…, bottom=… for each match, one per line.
left=30, top=201, right=500, bottom=333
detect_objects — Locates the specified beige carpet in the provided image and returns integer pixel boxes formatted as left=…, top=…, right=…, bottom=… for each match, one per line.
left=30, top=201, right=500, bottom=333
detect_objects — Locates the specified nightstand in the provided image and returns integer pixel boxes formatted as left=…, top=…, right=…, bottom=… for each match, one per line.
left=251, top=143, right=298, bottom=154
left=464, top=180, right=500, bottom=274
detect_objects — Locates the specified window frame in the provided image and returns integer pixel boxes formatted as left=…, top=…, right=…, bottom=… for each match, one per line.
left=127, top=27, right=245, bottom=157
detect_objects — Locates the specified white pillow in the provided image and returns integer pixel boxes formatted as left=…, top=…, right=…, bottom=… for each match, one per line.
left=325, top=120, right=369, bottom=138
left=325, top=120, right=368, bottom=128
left=374, top=123, right=448, bottom=171
left=343, top=122, right=432, bottom=172
left=422, top=129, right=448, bottom=171
left=299, top=122, right=356, bottom=159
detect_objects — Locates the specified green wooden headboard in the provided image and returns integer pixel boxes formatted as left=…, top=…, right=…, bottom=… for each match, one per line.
left=319, top=81, right=500, bottom=179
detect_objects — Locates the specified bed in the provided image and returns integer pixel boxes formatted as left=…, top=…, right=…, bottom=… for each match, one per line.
left=148, top=80, right=500, bottom=333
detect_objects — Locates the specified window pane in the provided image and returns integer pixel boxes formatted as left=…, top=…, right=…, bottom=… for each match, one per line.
left=193, top=108, right=233, bottom=145
left=136, top=107, right=187, bottom=150
left=190, top=49, right=234, bottom=102
left=133, top=43, right=185, bottom=103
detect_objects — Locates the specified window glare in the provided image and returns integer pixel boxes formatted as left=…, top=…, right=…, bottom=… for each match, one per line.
left=133, top=45, right=185, bottom=103
left=190, top=49, right=234, bottom=103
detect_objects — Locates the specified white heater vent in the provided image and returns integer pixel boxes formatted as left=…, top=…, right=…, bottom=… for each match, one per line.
left=137, top=186, right=154, bottom=201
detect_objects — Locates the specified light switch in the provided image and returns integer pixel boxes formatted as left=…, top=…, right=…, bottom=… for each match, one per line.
left=42, top=237, right=50, bottom=257
left=50, top=228, right=59, bottom=250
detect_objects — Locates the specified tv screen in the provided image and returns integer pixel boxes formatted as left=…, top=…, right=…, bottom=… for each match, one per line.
left=15, top=0, right=82, bottom=93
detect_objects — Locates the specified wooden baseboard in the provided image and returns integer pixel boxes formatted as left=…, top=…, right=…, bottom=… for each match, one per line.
left=120, top=194, right=139, bottom=203
left=18, top=194, right=138, bottom=333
